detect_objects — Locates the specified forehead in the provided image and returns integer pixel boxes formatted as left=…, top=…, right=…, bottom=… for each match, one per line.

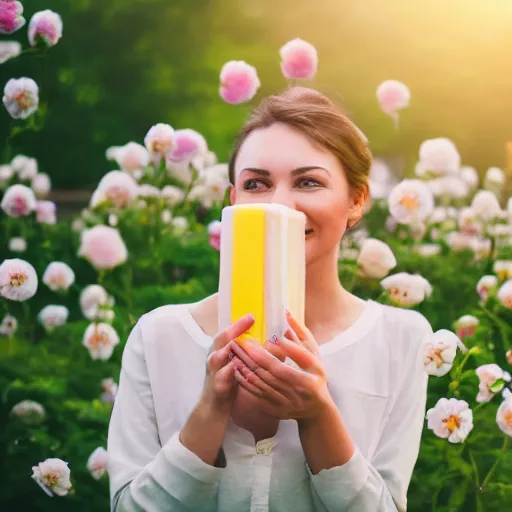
left=234, top=123, right=341, bottom=174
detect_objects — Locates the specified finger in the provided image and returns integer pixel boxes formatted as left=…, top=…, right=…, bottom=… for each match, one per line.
left=285, top=310, right=307, bottom=342
left=285, top=310, right=320, bottom=357
left=207, top=340, right=238, bottom=374
left=212, top=313, right=255, bottom=351
left=213, top=359, right=239, bottom=395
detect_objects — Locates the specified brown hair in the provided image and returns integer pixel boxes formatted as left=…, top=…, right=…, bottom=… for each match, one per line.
left=228, top=86, right=372, bottom=199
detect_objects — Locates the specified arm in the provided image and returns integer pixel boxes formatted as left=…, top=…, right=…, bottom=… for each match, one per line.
left=108, top=319, right=228, bottom=512
left=299, top=332, right=430, bottom=512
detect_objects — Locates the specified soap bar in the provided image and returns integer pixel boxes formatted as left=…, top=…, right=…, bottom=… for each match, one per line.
left=218, top=203, right=306, bottom=345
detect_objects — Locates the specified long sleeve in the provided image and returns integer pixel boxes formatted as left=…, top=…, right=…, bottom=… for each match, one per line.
left=305, top=327, right=431, bottom=512
left=107, top=318, right=224, bottom=512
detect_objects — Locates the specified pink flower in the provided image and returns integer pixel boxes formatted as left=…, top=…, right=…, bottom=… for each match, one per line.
left=36, top=200, right=56, bottom=224
left=106, top=142, right=150, bottom=174
left=168, top=129, right=207, bottom=164
left=144, top=123, right=176, bottom=162
left=28, top=10, right=63, bottom=47
left=83, top=322, right=120, bottom=360
left=87, top=447, right=108, bottom=479
left=0, top=258, right=38, bottom=301
left=90, top=171, right=139, bottom=209
left=1, top=184, right=36, bottom=217
left=208, top=220, right=221, bottom=251
left=376, top=80, right=410, bottom=126
left=42, top=262, right=75, bottom=291
left=2, top=77, right=39, bottom=119
left=78, top=225, right=128, bottom=270
left=219, top=60, right=260, bottom=104
left=279, top=38, right=318, bottom=79
left=0, top=1, right=25, bottom=35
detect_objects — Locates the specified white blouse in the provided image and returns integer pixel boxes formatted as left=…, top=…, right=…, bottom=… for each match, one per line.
left=107, top=299, right=432, bottom=512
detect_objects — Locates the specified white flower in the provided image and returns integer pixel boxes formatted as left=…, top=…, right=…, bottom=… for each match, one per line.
left=10, top=400, right=45, bottom=425
left=426, top=398, right=473, bottom=443
left=417, top=137, right=461, bottom=175
left=189, top=164, right=230, bottom=207
left=0, top=164, right=13, bottom=186
left=3, top=77, right=39, bottom=119
left=71, top=218, right=85, bottom=233
left=429, top=207, right=447, bottom=224
left=380, top=272, right=432, bottom=307
left=31, top=458, right=72, bottom=497
left=471, top=190, right=502, bottom=221
left=0, top=314, right=17, bottom=335
left=8, top=237, right=26, bottom=253
left=138, top=184, right=160, bottom=198
left=497, top=279, right=512, bottom=309
left=460, top=166, right=479, bottom=189
left=36, top=200, right=57, bottom=224
left=476, top=275, right=498, bottom=302
left=78, top=225, right=128, bottom=270
left=1, top=184, right=36, bottom=217
left=424, top=330, right=459, bottom=377
left=161, top=209, right=172, bottom=223
left=100, top=377, right=118, bottom=403
left=0, top=258, right=38, bottom=301
left=171, top=216, right=189, bottom=234
left=106, top=142, right=150, bottom=175
left=42, top=262, right=75, bottom=292
left=0, top=41, right=21, bottom=64
left=357, top=238, right=397, bottom=279
left=470, top=237, right=492, bottom=261
left=144, top=123, right=176, bottom=162
left=496, top=394, right=512, bottom=437
left=458, top=207, right=482, bottom=236
left=438, top=175, right=470, bottom=200
left=413, top=244, right=441, bottom=257
left=31, top=173, right=51, bottom=198
left=166, top=160, right=193, bottom=186
left=80, top=285, right=112, bottom=320
left=161, top=185, right=185, bottom=207
left=90, top=170, right=138, bottom=209
left=11, top=155, right=38, bottom=180
left=444, top=231, right=473, bottom=252
left=83, top=322, right=120, bottom=360
left=494, top=260, right=512, bottom=281
left=484, top=167, right=505, bottom=188
left=28, top=10, right=63, bottom=47
left=476, top=364, right=511, bottom=403
left=87, top=447, right=108, bottom=480
left=108, top=213, right=118, bottom=227
left=38, top=305, right=69, bottom=332
left=388, top=179, right=434, bottom=225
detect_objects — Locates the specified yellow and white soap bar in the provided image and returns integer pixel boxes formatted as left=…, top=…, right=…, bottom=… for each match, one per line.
left=218, top=203, right=306, bottom=345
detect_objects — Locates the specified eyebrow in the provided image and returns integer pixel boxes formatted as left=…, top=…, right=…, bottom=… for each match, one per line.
left=240, top=166, right=330, bottom=177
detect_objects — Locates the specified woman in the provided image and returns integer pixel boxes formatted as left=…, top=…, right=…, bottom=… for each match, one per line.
left=108, top=87, right=432, bottom=512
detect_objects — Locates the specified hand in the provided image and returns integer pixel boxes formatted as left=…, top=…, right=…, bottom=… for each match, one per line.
left=229, top=310, right=332, bottom=421
left=201, top=313, right=255, bottom=413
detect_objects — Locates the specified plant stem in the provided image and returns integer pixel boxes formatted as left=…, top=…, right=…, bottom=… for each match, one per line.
left=480, top=437, right=509, bottom=492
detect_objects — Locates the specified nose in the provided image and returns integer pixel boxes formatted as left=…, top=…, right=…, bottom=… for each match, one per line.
left=269, top=185, right=296, bottom=210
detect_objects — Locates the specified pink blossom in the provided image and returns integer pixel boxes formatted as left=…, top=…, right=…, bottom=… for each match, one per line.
left=0, top=1, right=25, bottom=35
left=208, top=220, right=221, bottom=251
left=0, top=258, right=38, bottom=301
left=87, top=447, right=108, bottom=479
left=36, top=200, right=56, bottom=224
left=78, top=225, right=128, bottom=270
left=28, top=10, right=63, bottom=47
left=376, top=80, right=410, bottom=127
left=144, top=123, right=176, bottom=161
left=168, top=129, right=207, bottom=163
left=1, top=184, right=36, bottom=217
left=219, top=60, right=260, bottom=104
left=83, top=322, right=120, bottom=360
left=42, top=262, right=75, bottom=291
left=2, top=77, right=39, bottom=119
left=106, top=142, right=150, bottom=174
left=279, top=38, right=318, bottom=79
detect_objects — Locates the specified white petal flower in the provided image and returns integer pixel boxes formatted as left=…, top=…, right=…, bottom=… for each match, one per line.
left=388, top=179, right=434, bottom=225
left=470, top=237, right=492, bottom=261
left=90, top=170, right=138, bottom=209
left=426, top=398, right=473, bottom=443
left=71, top=218, right=85, bottom=233
left=31, top=458, right=72, bottom=497
left=357, top=238, right=397, bottom=279
left=42, top=262, right=75, bottom=292
left=11, top=155, right=38, bottom=180
left=494, top=260, right=512, bottom=281
left=1, top=184, right=36, bottom=217
left=484, top=167, right=505, bottom=187
left=144, top=123, right=176, bottom=162
left=0, top=164, right=14, bottom=186
left=418, top=137, right=461, bottom=175
left=444, top=231, right=473, bottom=252
left=380, top=272, right=432, bottom=307
left=36, top=200, right=57, bottom=224
left=0, top=41, right=21, bottom=64
left=87, top=447, right=108, bottom=479
left=497, top=279, right=512, bottom=309
left=11, top=399, right=45, bottom=425
left=78, top=225, right=128, bottom=270
left=496, top=394, right=512, bottom=437
left=80, top=284, right=112, bottom=320
left=3, top=77, right=39, bottom=119
left=429, top=206, right=448, bottom=224
left=476, top=364, right=511, bottom=403
left=138, top=184, right=160, bottom=198
left=0, top=258, right=38, bottom=301
left=471, top=190, right=502, bottom=221
left=31, top=173, right=51, bottom=198
left=8, top=237, right=26, bottom=253
left=106, top=142, right=150, bottom=174
left=83, top=322, right=120, bottom=360
left=161, top=185, right=185, bottom=207
left=424, top=330, right=459, bottom=377
left=171, top=216, right=189, bottom=235
left=166, top=160, right=193, bottom=186
left=459, top=166, right=479, bottom=189
left=28, top=10, right=63, bottom=47
left=413, top=244, right=441, bottom=257
left=458, top=207, right=482, bottom=236
left=38, top=305, right=69, bottom=332
left=476, top=275, right=498, bottom=302
left=0, top=314, right=18, bottom=335
left=100, top=377, right=118, bottom=403
left=161, top=209, right=172, bottom=224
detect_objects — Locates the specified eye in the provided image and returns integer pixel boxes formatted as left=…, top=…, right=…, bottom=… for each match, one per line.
left=297, top=178, right=322, bottom=188
left=242, top=179, right=269, bottom=191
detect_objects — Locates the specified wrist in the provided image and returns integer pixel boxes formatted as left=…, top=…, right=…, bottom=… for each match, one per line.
left=297, top=397, right=337, bottom=432
left=199, top=393, right=233, bottom=419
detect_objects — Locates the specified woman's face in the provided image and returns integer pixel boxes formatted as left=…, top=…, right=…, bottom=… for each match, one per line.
left=230, top=122, right=363, bottom=265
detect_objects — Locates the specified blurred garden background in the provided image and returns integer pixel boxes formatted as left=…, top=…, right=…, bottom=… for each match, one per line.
left=1, top=0, right=512, bottom=510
